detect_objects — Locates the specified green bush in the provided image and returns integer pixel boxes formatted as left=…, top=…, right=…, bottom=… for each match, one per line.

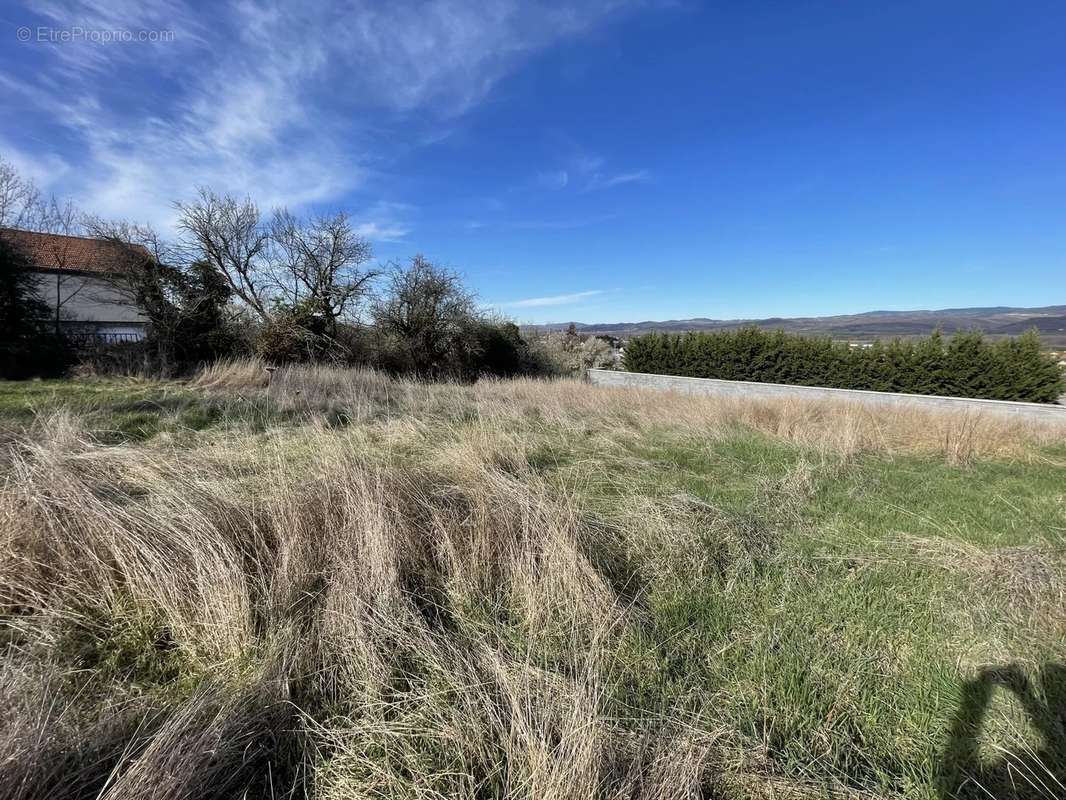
left=622, top=327, right=1065, bottom=403
left=255, top=313, right=324, bottom=364
left=468, top=320, right=528, bottom=378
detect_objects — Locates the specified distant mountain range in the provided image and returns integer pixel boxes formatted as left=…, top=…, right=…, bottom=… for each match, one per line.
left=545, top=305, right=1066, bottom=347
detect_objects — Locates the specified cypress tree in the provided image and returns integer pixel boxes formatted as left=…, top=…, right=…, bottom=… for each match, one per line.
left=912, top=330, right=947, bottom=395
left=622, top=326, right=1064, bottom=403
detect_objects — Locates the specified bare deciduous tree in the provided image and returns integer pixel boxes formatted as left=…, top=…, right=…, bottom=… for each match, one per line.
left=82, top=216, right=175, bottom=287
left=0, top=157, right=42, bottom=230
left=35, top=196, right=93, bottom=334
left=0, top=161, right=100, bottom=335
left=83, top=216, right=200, bottom=373
left=176, top=190, right=378, bottom=339
left=267, top=209, right=377, bottom=333
left=175, top=189, right=271, bottom=319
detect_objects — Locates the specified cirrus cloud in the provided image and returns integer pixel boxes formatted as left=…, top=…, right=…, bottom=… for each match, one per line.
left=2, top=0, right=654, bottom=230
left=496, top=289, right=605, bottom=308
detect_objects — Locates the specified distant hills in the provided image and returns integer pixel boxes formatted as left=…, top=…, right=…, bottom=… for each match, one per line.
left=546, top=305, right=1066, bottom=347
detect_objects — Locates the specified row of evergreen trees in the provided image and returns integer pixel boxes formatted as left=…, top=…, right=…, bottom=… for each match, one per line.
left=622, top=327, right=1065, bottom=403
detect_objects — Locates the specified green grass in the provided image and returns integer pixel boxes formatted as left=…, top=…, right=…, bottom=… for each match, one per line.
left=813, top=456, right=1066, bottom=548
left=525, top=426, right=1066, bottom=796
left=0, top=377, right=301, bottom=442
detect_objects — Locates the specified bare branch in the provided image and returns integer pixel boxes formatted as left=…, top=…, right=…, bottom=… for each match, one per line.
left=175, top=189, right=271, bottom=320
left=267, top=209, right=377, bottom=328
left=0, top=157, right=42, bottom=230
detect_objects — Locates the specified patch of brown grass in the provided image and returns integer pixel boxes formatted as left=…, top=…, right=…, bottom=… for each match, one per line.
left=192, top=361, right=1064, bottom=463
left=0, top=409, right=733, bottom=799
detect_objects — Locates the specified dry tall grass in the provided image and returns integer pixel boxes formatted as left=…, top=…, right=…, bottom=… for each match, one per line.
left=198, top=358, right=1064, bottom=462
left=1, top=361, right=1063, bottom=799
left=0, top=410, right=724, bottom=798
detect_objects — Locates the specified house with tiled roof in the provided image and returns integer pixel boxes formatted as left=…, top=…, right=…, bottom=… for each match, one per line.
left=1, top=228, right=149, bottom=341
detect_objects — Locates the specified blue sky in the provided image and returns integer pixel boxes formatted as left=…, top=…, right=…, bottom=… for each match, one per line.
left=2, top=1, right=1064, bottom=323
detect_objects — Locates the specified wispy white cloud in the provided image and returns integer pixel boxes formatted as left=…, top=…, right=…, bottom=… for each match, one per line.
left=533, top=142, right=649, bottom=194
left=24, top=0, right=209, bottom=75
left=8, top=0, right=356, bottom=228
left=535, top=169, right=569, bottom=190
left=509, top=214, right=617, bottom=230
left=0, top=137, right=71, bottom=190
left=352, top=221, right=410, bottom=241
left=465, top=214, right=616, bottom=231
left=498, top=289, right=605, bottom=308
left=3, top=0, right=651, bottom=229
left=572, top=153, right=606, bottom=174
left=583, top=168, right=651, bottom=191
left=351, top=201, right=414, bottom=242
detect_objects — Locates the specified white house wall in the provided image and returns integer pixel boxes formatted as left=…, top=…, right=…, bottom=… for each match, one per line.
left=32, top=272, right=146, bottom=325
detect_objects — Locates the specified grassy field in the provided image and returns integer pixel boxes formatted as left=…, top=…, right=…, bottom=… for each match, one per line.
left=1, top=361, right=1064, bottom=799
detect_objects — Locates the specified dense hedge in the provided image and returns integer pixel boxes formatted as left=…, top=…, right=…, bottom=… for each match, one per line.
left=622, top=327, right=1066, bottom=403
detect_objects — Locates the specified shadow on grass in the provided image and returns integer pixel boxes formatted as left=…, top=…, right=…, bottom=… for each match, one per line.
left=938, top=663, right=1066, bottom=799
